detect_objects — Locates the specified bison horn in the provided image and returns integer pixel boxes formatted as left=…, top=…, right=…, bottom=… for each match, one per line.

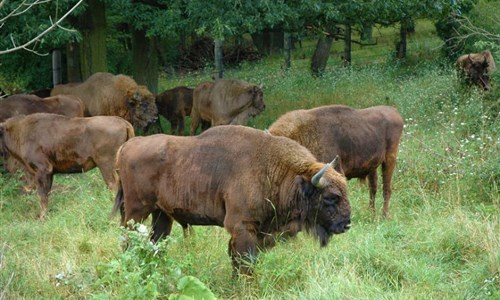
left=311, top=156, right=339, bottom=188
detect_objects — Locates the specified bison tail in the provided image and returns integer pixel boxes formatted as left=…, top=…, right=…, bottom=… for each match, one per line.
left=126, top=123, right=135, bottom=140
left=111, top=180, right=124, bottom=219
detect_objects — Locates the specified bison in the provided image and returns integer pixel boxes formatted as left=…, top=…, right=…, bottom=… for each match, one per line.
left=113, top=125, right=351, bottom=274
left=0, top=94, right=85, bottom=175
left=51, top=72, right=158, bottom=131
left=456, top=50, right=496, bottom=91
left=269, top=105, right=403, bottom=218
left=155, top=86, right=209, bottom=135
left=190, top=79, right=265, bottom=135
left=0, top=94, right=84, bottom=123
left=0, top=113, right=135, bottom=219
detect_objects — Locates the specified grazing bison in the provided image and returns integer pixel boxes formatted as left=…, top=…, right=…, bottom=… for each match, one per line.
left=456, top=50, right=496, bottom=90
left=190, top=79, right=265, bottom=135
left=155, top=86, right=209, bottom=135
left=113, top=125, right=350, bottom=274
left=51, top=72, right=158, bottom=131
left=0, top=94, right=84, bottom=123
left=269, top=105, right=403, bottom=218
left=0, top=113, right=135, bottom=219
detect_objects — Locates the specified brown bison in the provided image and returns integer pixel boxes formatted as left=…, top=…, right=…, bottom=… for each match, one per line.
left=456, top=50, right=496, bottom=90
left=155, top=86, right=209, bottom=135
left=51, top=72, right=158, bottom=131
left=190, top=79, right=265, bottom=135
left=0, top=94, right=84, bottom=123
left=269, top=105, right=403, bottom=218
left=0, top=113, right=135, bottom=219
left=0, top=94, right=85, bottom=175
left=113, top=125, right=351, bottom=274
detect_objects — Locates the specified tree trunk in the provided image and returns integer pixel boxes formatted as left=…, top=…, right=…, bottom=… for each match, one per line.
left=361, top=24, right=373, bottom=43
left=52, top=49, right=62, bottom=86
left=283, top=32, right=292, bottom=70
left=311, top=33, right=334, bottom=76
left=78, top=0, right=107, bottom=80
left=396, top=19, right=408, bottom=59
left=132, top=30, right=159, bottom=94
left=214, top=39, right=224, bottom=79
left=343, top=24, right=352, bottom=66
left=66, top=42, right=81, bottom=82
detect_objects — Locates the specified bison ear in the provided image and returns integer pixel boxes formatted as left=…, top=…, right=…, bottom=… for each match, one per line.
left=295, top=175, right=316, bottom=198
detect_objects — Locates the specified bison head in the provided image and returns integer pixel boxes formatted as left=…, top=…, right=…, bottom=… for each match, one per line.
left=127, top=86, right=158, bottom=131
left=299, top=157, right=351, bottom=247
left=458, top=50, right=496, bottom=91
left=250, top=84, right=265, bottom=113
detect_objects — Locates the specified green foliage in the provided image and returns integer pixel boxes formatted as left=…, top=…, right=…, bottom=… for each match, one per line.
left=89, top=223, right=215, bottom=299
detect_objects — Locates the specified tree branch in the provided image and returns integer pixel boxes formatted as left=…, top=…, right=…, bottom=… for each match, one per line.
left=0, top=0, right=84, bottom=55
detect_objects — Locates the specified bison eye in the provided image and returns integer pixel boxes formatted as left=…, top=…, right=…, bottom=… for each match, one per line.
left=323, top=195, right=339, bottom=206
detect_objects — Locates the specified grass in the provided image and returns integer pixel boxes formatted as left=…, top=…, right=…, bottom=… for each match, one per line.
left=1, top=20, right=499, bottom=299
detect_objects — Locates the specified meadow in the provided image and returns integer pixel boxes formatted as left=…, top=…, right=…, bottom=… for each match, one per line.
left=1, top=21, right=499, bottom=299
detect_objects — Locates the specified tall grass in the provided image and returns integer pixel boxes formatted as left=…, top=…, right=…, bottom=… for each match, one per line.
left=1, top=22, right=499, bottom=299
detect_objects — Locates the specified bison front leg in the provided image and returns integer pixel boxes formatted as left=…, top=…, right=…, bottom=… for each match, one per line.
left=227, top=223, right=258, bottom=275
left=367, top=169, right=378, bottom=213
left=151, top=209, right=174, bottom=242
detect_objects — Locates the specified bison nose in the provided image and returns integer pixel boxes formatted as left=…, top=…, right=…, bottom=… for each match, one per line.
left=330, top=219, right=351, bottom=234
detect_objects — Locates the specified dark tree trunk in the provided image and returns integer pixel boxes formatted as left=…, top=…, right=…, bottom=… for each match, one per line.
left=311, top=33, right=334, bottom=76
left=214, top=39, right=224, bottom=79
left=66, top=42, right=81, bottom=82
left=343, top=24, right=352, bottom=66
left=132, top=29, right=159, bottom=94
left=78, top=0, right=107, bottom=80
left=251, top=28, right=284, bottom=56
left=361, top=24, right=373, bottom=43
left=396, top=19, right=408, bottom=59
left=283, top=32, right=292, bottom=70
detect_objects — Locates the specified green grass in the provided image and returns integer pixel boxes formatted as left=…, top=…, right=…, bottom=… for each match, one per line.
left=1, top=20, right=499, bottom=299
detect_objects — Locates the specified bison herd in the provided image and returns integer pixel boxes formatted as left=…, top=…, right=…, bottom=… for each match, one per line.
left=0, top=50, right=494, bottom=273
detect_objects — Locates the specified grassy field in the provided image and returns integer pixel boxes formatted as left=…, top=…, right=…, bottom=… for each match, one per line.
left=1, top=21, right=499, bottom=299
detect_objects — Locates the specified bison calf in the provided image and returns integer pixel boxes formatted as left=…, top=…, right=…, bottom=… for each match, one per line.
left=269, top=105, right=404, bottom=218
left=113, top=125, right=350, bottom=274
left=0, top=113, right=135, bottom=219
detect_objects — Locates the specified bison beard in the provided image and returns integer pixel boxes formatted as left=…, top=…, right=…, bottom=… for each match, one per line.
left=113, top=126, right=351, bottom=274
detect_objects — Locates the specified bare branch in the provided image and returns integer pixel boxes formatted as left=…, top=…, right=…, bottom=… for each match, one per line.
left=0, top=0, right=84, bottom=55
left=446, top=15, right=500, bottom=48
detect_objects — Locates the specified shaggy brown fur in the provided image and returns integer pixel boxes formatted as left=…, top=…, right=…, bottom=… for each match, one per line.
left=113, top=125, right=350, bottom=274
left=0, top=113, right=135, bottom=219
left=51, top=72, right=158, bottom=131
left=269, top=105, right=404, bottom=218
left=190, top=79, right=265, bottom=135
left=456, top=50, right=496, bottom=90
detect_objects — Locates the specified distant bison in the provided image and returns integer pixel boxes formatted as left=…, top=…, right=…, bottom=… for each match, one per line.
left=51, top=72, right=158, bottom=131
left=456, top=50, right=496, bottom=90
left=155, top=86, right=209, bottom=135
left=0, top=113, right=134, bottom=219
left=113, top=125, right=350, bottom=274
left=0, top=94, right=84, bottom=123
left=269, top=105, right=403, bottom=218
left=190, top=79, right=265, bottom=135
